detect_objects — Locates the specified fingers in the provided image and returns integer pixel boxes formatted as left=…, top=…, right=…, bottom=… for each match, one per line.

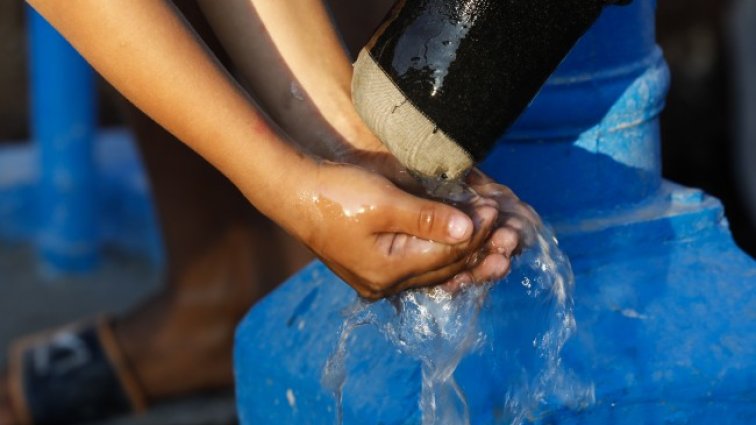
left=380, top=179, right=535, bottom=296
left=380, top=203, right=496, bottom=268
left=393, top=258, right=471, bottom=295
left=489, top=226, right=520, bottom=257
left=432, top=214, right=521, bottom=294
left=471, top=254, right=511, bottom=282
left=383, top=204, right=499, bottom=293
left=386, top=191, right=475, bottom=244
left=499, top=213, right=537, bottom=249
left=439, top=271, right=474, bottom=293
left=440, top=254, right=512, bottom=293
left=465, top=168, right=541, bottom=228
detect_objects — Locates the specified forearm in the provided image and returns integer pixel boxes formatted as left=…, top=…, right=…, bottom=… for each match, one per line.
left=198, top=0, right=383, bottom=157
left=27, top=0, right=315, bottom=233
left=25, top=0, right=510, bottom=297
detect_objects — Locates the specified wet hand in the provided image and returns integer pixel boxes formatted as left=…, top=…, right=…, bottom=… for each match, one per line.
left=322, top=125, right=539, bottom=292
left=440, top=168, right=542, bottom=292
left=295, top=162, right=499, bottom=299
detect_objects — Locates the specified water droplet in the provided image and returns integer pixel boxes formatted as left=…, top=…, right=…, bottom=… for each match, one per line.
left=289, top=81, right=305, bottom=101
left=521, top=276, right=532, bottom=288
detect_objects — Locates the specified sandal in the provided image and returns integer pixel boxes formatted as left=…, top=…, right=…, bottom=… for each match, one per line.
left=5, top=317, right=146, bottom=425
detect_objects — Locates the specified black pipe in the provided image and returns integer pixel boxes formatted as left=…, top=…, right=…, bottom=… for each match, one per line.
left=352, top=0, right=631, bottom=181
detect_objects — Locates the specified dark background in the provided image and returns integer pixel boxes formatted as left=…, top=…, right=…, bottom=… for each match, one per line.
left=0, top=0, right=753, bottom=256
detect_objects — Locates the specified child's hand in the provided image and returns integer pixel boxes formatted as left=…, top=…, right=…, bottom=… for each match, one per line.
left=293, top=162, right=499, bottom=299
left=438, top=168, right=542, bottom=292
left=325, top=133, right=540, bottom=294
left=466, top=168, right=541, bottom=244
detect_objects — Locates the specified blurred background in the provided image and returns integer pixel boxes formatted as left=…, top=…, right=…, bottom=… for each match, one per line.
left=0, top=0, right=753, bottom=423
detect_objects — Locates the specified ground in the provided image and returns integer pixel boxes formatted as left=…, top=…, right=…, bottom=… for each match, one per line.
left=0, top=242, right=237, bottom=425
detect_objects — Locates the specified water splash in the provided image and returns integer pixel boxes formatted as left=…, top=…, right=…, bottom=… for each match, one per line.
left=323, top=282, right=490, bottom=425
left=490, top=227, right=595, bottom=424
left=322, top=300, right=375, bottom=425
left=322, top=188, right=593, bottom=424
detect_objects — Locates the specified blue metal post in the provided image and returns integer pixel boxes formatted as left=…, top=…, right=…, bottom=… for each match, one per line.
left=233, top=1, right=756, bottom=423
left=27, top=7, right=99, bottom=274
left=481, top=0, right=663, bottom=218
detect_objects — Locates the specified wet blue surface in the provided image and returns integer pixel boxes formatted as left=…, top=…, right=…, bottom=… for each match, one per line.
left=234, top=188, right=755, bottom=424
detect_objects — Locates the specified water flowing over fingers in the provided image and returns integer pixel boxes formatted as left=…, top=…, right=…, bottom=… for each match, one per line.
left=323, top=183, right=594, bottom=425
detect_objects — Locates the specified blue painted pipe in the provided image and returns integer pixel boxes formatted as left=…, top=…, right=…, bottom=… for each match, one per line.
left=27, top=7, right=99, bottom=274
left=234, top=0, right=756, bottom=423
left=482, top=0, right=663, bottom=217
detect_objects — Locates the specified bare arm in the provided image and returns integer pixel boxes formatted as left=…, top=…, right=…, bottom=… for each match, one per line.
left=27, top=0, right=309, bottom=228
left=26, top=0, right=487, bottom=298
left=197, top=0, right=387, bottom=159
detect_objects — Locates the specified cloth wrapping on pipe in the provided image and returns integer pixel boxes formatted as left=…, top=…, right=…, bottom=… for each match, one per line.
left=352, top=0, right=631, bottom=180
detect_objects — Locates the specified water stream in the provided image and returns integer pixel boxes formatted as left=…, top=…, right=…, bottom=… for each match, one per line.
left=322, top=185, right=593, bottom=424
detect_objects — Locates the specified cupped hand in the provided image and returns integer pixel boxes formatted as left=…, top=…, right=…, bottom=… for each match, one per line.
left=293, top=162, right=499, bottom=299
left=323, top=126, right=541, bottom=293
left=439, top=168, right=543, bottom=292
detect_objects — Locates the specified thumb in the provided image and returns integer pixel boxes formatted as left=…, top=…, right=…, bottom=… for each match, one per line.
left=389, top=193, right=474, bottom=244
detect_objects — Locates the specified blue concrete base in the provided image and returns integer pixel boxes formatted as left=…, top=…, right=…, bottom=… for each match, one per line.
left=0, top=129, right=163, bottom=269
left=234, top=182, right=755, bottom=424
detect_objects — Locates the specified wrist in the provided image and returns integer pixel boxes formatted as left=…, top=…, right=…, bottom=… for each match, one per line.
left=263, top=151, right=323, bottom=243
left=330, top=112, right=389, bottom=159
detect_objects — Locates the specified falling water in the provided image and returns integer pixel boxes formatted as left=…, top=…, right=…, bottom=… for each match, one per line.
left=322, top=184, right=593, bottom=425
left=490, top=227, right=595, bottom=424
